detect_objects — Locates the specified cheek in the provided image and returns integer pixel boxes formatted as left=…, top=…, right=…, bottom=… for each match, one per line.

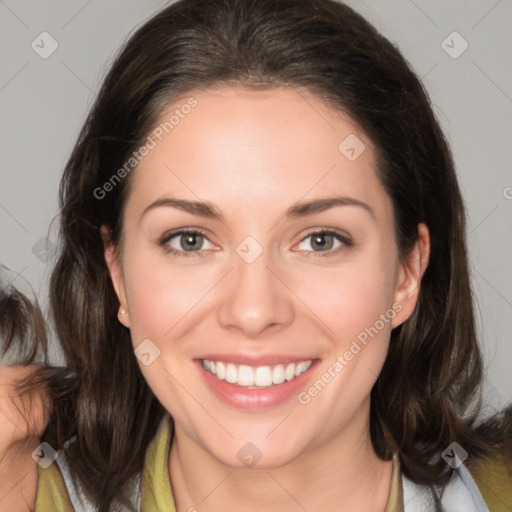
left=122, top=245, right=213, bottom=343
left=121, top=251, right=207, bottom=414
left=291, top=256, right=396, bottom=342
left=122, top=231, right=399, bottom=350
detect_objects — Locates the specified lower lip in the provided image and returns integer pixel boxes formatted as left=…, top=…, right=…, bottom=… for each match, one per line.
left=196, top=360, right=318, bottom=409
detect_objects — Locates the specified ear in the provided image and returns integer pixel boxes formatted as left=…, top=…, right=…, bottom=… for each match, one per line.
left=100, top=224, right=130, bottom=327
left=391, top=223, right=430, bottom=328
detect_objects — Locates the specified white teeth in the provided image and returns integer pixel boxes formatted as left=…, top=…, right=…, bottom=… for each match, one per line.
left=202, top=359, right=313, bottom=388
left=238, top=365, right=254, bottom=386
left=254, top=366, right=272, bottom=387
left=295, top=361, right=311, bottom=376
left=216, top=361, right=226, bottom=380
left=272, top=364, right=285, bottom=384
left=285, top=363, right=295, bottom=381
left=225, top=363, right=237, bottom=383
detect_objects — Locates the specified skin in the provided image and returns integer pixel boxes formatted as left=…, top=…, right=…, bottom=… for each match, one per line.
left=0, top=365, right=48, bottom=511
left=103, top=86, right=430, bottom=512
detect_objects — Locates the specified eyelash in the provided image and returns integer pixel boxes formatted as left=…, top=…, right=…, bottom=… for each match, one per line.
left=158, top=228, right=353, bottom=258
left=159, top=228, right=212, bottom=258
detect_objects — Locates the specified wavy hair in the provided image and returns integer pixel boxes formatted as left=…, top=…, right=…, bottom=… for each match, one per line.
left=35, top=0, right=512, bottom=510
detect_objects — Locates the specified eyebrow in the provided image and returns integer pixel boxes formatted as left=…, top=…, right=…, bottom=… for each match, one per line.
left=139, top=195, right=375, bottom=224
left=285, top=196, right=375, bottom=220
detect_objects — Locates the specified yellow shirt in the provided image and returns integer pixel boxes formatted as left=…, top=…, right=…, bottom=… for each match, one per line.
left=34, top=414, right=511, bottom=511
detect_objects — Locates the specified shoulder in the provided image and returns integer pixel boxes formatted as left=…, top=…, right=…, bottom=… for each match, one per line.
left=34, top=417, right=172, bottom=511
left=35, top=450, right=144, bottom=511
left=466, top=452, right=512, bottom=511
left=34, top=457, right=75, bottom=512
left=140, top=414, right=175, bottom=509
left=401, top=453, right=512, bottom=512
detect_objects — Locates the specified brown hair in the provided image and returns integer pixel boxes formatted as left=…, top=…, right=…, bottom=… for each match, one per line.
left=37, top=0, right=512, bottom=510
left=0, top=275, right=52, bottom=440
left=0, top=280, right=46, bottom=366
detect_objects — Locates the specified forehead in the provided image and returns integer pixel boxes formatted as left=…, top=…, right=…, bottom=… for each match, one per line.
left=125, top=86, right=391, bottom=222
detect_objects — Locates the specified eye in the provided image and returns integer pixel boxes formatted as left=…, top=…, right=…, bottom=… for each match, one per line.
left=158, top=228, right=352, bottom=258
left=159, top=229, right=215, bottom=257
left=294, top=229, right=352, bottom=257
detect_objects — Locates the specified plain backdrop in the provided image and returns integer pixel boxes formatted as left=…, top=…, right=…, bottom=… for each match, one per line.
left=1, top=0, right=511, bottom=413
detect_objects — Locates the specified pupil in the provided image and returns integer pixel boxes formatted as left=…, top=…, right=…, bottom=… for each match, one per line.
left=313, top=233, right=333, bottom=250
left=182, top=234, right=200, bottom=250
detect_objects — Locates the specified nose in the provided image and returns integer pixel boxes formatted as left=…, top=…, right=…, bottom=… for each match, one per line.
left=217, top=247, right=295, bottom=339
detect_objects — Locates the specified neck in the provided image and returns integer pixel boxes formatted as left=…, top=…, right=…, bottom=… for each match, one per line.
left=169, top=398, right=393, bottom=512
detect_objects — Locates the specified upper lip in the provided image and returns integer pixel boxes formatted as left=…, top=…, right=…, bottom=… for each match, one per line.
left=197, top=354, right=317, bottom=366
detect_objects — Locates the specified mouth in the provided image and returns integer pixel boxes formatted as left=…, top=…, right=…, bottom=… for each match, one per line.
left=196, top=356, right=318, bottom=409
left=201, top=359, right=313, bottom=389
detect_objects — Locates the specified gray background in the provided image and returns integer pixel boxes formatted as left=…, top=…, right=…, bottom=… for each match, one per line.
left=1, top=0, right=511, bottom=413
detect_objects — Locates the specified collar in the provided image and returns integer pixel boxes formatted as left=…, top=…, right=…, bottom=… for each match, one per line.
left=141, top=415, right=405, bottom=511
left=385, top=452, right=404, bottom=512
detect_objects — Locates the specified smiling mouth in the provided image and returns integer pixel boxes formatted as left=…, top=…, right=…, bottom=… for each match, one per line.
left=201, top=359, right=313, bottom=389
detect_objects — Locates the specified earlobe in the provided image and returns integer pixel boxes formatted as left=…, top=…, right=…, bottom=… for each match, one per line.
left=391, top=223, right=430, bottom=328
left=100, top=224, right=130, bottom=327
left=118, top=305, right=129, bottom=327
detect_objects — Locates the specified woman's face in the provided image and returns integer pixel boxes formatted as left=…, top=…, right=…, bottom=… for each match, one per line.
left=104, top=86, right=428, bottom=468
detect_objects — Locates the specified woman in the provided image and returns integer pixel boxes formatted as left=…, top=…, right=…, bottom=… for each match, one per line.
left=4, top=0, right=512, bottom=510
